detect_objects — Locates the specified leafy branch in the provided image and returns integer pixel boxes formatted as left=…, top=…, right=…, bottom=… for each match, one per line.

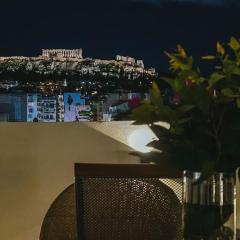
left=132, top=37, right=240, bottom=176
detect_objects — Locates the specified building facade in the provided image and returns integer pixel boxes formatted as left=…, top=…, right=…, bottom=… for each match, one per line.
left=77, top=105, right=93, bottom=121
left=0, top=93, right=27, bottom=122
left=42, top=49, right=83, bottom=59
left=57, top=95, right=64, bottom=122
left=27, top=94, right=57, bottom=122
left=41, top=97, right=57, bottom=122
left=116, top=55, right=144, bottom=68
left=136, top=60, right=144, bottom=68
left=27, top=94, right=43, bottom=122
left=116, top=55, right=135, bottom=64
left=109, top=101, right=129, bottom=117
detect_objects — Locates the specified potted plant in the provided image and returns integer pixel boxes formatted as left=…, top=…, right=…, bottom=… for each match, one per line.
left=132, top=37, right=240, bottom=239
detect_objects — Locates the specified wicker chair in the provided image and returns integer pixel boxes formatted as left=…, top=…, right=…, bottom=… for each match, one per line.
left=39, top=164, right=182, bottom=240
left=75, top=163, right=183, bottom=240
left=40, top=184, right=77, bottom=240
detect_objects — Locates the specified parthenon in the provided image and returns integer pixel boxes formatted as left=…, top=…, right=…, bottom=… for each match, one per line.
left=42, top=49, right=83, bottom=59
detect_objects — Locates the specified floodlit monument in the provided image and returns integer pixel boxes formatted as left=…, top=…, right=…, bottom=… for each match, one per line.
left=42, top=49, right=83, bottom=59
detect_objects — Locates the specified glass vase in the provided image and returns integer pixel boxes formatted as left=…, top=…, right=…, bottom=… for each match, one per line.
left=183, top=171, right=236, bottom=240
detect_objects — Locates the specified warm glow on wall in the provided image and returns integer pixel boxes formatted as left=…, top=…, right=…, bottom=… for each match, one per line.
left=128, top=128, right=157, bottom=153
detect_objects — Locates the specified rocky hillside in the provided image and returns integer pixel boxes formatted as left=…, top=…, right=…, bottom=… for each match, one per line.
left=0, top=57, right=156, bottom=80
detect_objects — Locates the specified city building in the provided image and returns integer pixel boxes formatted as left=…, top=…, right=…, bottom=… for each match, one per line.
left=0, top=80, right=19, bottom=90
left=63, top=92, right=85, bottom=122
left=104, top=93, right=120, bottom=108
left=27, top=93, right=88, bottom=122
left=116, top=55, right=136, bottom=64
left=116, top=55, right=144, bottom=68
left=146, top=68, right=156, bottom=75
left=42, top=49, right=83, bottom=59
left=57, top=95, right=64, bottom=122
left=41, top=97, right=57, bottom=122
left=0, top=93, right=27, bottom=122
left=0, top=90, right=147, bottom=122
left=136, top=60, right=144, bottom=68
left=27, top=93, right=43, bottom=122
left=0, top=103, right=10, bottom=121
left=119, top=92, right=142, bottom=101
left=102, top=113, right=112, bottom=122
left=109, top=101, right=129, bottom=117
left=77, top=105, right=93, bottom=121
left=101, top=91, right=148, bottom=120
left=27, top=94, right=57, bottom=122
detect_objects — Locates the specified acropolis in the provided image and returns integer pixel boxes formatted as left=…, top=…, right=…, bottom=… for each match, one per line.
left=42, top=49, right=83, bottom=59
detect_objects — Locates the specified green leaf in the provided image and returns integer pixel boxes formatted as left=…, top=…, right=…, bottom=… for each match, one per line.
left=169, top=126, right=184, bottom=135
left=232, top=67, right=240, bottom=76
left=217, top=41, right=225, bottom=56
left=155, top=104, right=176, bottom=123
left=161, top=76, right=175, bottom=88
left=182, top=86, right=210, bottom=114
left=150, top=81, right=163, bottom=107
left=177, top=117, right=192, bottom=125
left=237, top=99, right=240, bottom=108
left=132, top=102, right=157, bottom=124
left=208, top=72, right=225, bottom=87
left=229, top=37, right=240, bottom=51
left=221, top=88, right=235, bottom=98
left=161, top=76, right=184, bottom=91
left=177, top=104, right=195, bottom=114
left=132, top=41, right=240, bottom=173
left=202, top=55, right=216, bottom=60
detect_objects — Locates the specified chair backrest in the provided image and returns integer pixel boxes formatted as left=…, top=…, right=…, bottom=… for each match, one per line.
left=75, top=163, right=183, bottom=240
left=39, top=184, right=77, bottom=240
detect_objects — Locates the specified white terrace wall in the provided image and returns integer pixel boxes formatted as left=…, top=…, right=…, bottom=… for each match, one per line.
left=0, top=122, right=139, bottom=240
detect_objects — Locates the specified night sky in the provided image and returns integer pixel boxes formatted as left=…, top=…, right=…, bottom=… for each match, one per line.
left=0, top=0, right=240, bottom=70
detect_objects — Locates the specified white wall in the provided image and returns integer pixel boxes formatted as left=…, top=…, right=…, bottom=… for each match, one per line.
left=1, top=122, right=238, bottom=239
left=0, top=123, right=139, bottom=240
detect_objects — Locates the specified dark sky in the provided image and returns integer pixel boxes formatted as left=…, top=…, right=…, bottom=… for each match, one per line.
left=0, top=0, right=240, bottom=70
